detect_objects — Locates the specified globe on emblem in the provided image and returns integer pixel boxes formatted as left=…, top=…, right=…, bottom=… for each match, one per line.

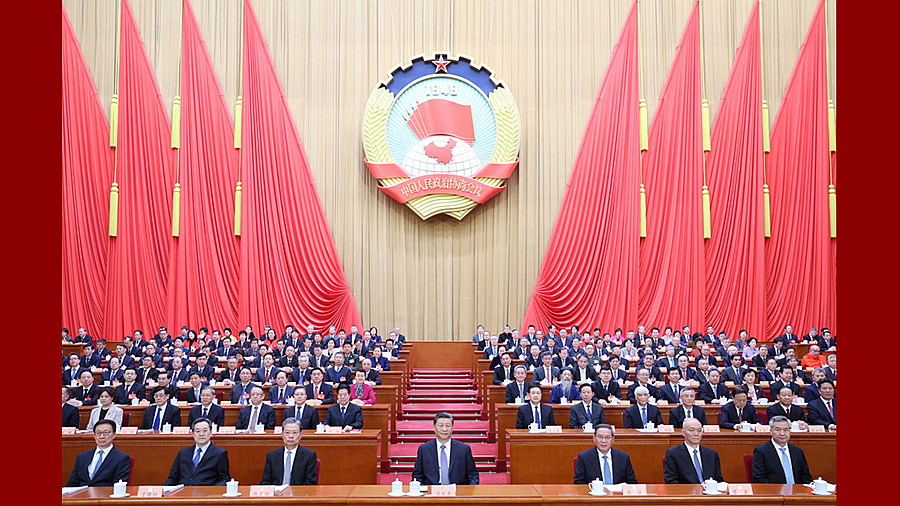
left=400, top=135, right=482, bottom=178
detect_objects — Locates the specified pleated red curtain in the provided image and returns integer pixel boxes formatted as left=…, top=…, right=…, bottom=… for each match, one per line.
left=238, top=0, right=361, bottom=333
left=166, top=0, right=241, bottom=332
left=103, top=0, right=177, bottom=341
left=521, top=1, right=641, bottom=332
left=703, top=1, right=766, bottom=339
left=62, top=5, right=115, bottom=339
left=764, top=0, right=836, bottom=336
left=638, top=2, right=705, bottom=332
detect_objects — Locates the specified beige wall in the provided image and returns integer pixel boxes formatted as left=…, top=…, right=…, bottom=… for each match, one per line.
left=64, top=0, right=837, bottom=341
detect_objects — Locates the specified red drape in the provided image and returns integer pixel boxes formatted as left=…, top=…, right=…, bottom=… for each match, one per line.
left=62, top=5, right=115, bottom=338
left=239, top=0, right=361, bottom=333
left=704, top=1, right=766, bottom=339
left=103, top=0, right=177, bottom=341
left=166, top=0, right=241, bottom=332
left=521, top=1, right=640, bottom=332
left=764, top=0, right=836, bottom=336
left=638, top=2, right=705, bottom=332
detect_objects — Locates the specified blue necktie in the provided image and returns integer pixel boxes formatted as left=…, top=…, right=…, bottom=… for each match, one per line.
left=153, top=407, right=162, bottom=430
left=439, top=444, right=450, bottom=485
left=780, top=447, right=794, bottom=484
left=341, top=405, right=346, bottom=423
left=534, top=405, right=541, bottom=428
left=602, top=455, right=613, bottom=485
left=692, top=448, right=703, bottom=482
left=202, top=406, right=208, bottom=418
left=641, top=406, right=648, bottom=427
left=193, top=447, right=202, bottom=469
left=240, top=385, right=247, bottom=404
left=90, top=450, right=105, bottom=480
left=283, top=450, right=292, bottom=485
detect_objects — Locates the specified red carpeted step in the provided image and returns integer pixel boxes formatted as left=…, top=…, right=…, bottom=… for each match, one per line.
left=396, top=421, right=489, bottom=431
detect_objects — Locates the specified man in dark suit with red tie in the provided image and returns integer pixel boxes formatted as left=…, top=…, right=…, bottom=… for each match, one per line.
left=766, top=386, right=809, bottom=429
left=806, top=379, right=836, bottom=429
left=719, top=387, right=761, bottom=429
left=663, top=418, right=724, bottom=484
left=260, top=417, right=318, bottom=485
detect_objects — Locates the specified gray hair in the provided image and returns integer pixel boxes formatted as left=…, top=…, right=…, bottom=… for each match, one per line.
left=769, top=415, right=790, bottom=426
left=635, top=386, right=650, bottom=396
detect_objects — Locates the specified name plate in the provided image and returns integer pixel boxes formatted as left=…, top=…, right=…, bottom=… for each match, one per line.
left=658, top=425, right=675, bottom=433
left=221, top=401, right=232, bottom=406
left=656, top=400, right=669, bottom=406
left=119, top=427, right=138, bottom=434
left=760, top=381, right=770, bottom=388
left=702, top=425, right=720, bottom=432
left=249, top=485, right=275, bottom=497
left=622, top=484, right=647, bottom=496
left=756, top=425, right=770, bottom=433
left=724, top=381, right=735, bottom=387
left=324, top=426, right=343, bottom=434
left=137, top=486, right=164, bottom=497
left=809, top=425, right=827, bottom=433
left=654, top=381, right=664, bottom=387
left=546, top=425, right=563, bottom=433
left=728, top=484, right=753, bottom=495
left=218, top=426, right=236, bottom=434
left=62, top=427, right=76, bottom=435
left=274, top=426, right=283, bottom=434
left=139, top=400, right=151, bottom=406
left=172, top=427, right=191, bottom=434
left=619, top=401, right=630, bottom=406
left=694, top=400, right=705, bottom=405
left=431, top=484, right=457, bottom=496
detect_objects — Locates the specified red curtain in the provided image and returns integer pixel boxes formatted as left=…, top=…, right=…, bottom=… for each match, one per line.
left=638, top=2, right=705, bottom=332
left=166, top=0, right=241, bottom=332
left=521, top=1, right=640, bottom=332
left=764, top=0, right=836, bottom=336
left=239, top=0, right=361, bottom=333
left=103, top=0, right=177, bottom=341
left=703, top=1, right=766, bottom=339
left=62, top=5, right=115, bottom=338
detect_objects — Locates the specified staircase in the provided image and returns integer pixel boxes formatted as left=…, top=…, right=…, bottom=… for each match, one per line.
left=384, top=369, right=500, bottom=476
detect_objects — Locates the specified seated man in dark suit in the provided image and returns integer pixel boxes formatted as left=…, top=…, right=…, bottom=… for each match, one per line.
left=101, top=356, right=125, bottom=385
left=626, top=368, right=659, bottom=403
left=623, top=386, right=664, bottom=429
left=411, top=412, right=480, bottom=485
left=769, top=366, right=802, bottom=400
left=493, top=353, right=515, bottom=386
left=268, top=370, right=295, bottom=404
left=657, top=368, right=685, bottom=404
left=115, top=368, right=147, bottom=405
left=803, top=368, right=827, bottom=403
left=638, top=353, right=664, bottom=382
left=305, top=368, right=335, bottom=405
left=822, top=354, right=836, bottom=381
left=758, top=357, right=780, bottom=384
left=698, top=369, right=732, bottom=403
left=80, top=344, right=102, bottom=370
left=765, top=386, right=809, bottom=429
left=552, top=347, right=576, bottom=371
left=155, top=370, right=180, bottom=401
left=260, top=417, right=318, bottom=485
left=663, top=418, right=724, bottom=484
left=284, top=388, right=321, bottom=430
left=236, top=385, right=277, bottom=430
left=591, top=367, right=622, bottom=404
left=359, top=358, right=382, bottom=385
left=504, top=365, right=532, bottom=404
left=721, top=353, right=748, bottom=385
left=69, top=369, right=100, bottom=406
left=324, top=352, right=352, bottom=384
left=188, top=386, right=225, bottom=428
left=188, top=353, right=217, bottom=383
left=66, top=419, right=131, bottom=486
left=516, top=384, right=556, bottom=429
left=184, top=372, right=209, bottom=404
left=806, top=379, right=836, bottom=430
left=135, top=355, right=160, bottom=385
left=816, top=329, right=836, bottom=351
left=229, top=367, right=258, bottom=405
left=569, top=383, right=606, bottom=429
left=140, top=385, right=182, bottom=430
left=63, top=353, right=89, bottom=386
left=751, top=415, right=813, bottom=484
left=719, top=387, right=761, bottom=430
left=323, top=383, right=364, bottom=431
left=572, top=355, right=598, bottom=386
left=574, top=424, right=638, bottom=484
left=668, top=388, right=709, bottom=428
left=164, top=417, right=231, bottom=486
left=531, top=351, right=561, bottom=386
left=62, top=386, right=81, bottom=428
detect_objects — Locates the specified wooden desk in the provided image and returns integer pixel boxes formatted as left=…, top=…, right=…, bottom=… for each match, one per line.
left=62, top=485, right=354, bottom=504
left=348, top=484, right=543, bottom=505
left=535, top=484, right=833, bottom=505
left=62, top=430, right=380, bottom=487
left=506, top=429, right=836, bottom=485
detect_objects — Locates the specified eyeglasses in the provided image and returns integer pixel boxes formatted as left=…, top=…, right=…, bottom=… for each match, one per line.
left=94, top=431, right=114, bottom=437
left=594, top=435, right=613, bottom=441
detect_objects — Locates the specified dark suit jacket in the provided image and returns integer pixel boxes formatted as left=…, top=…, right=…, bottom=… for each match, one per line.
left=504, top=381, right=532, bottom=404
left=290, top=368, right=312, bottom=385
left=664, top=444, right=723, bottom=483
left=278, top=355, right=300, bottom=368
left=81, top=353, right=102, bottom=369
left=531, top=365, right=560, bottom=384
left=493, top=366, right=514, bottom=385
left=283, top=403, right=321, bottom=430
left=66, top=446, right=131, bottom=486
left=185, top=387, right=207, bottom=404
left=751, top=442, right=812, bottom=484
left=305, top=382, right=335, bottom=404
left=115, top=383, right=147, bottom=405
left=516, top=402, right=556, bottom=429
left=363, top=369, right=382, bottom=385
left=63, top=403, right=81, bottom=428
left=552, top=356, right=576, bottom=370
left=135, top=367, right=159, bottom=384
left=590, top=380, right=622, bottom=401
left=236, top=403, right=277, bottom=430
left=657, top=383, right=685, bottom=404
left=268, top=385, right=295, bottom=404
left=63, top=366, right=89, bottom=386
left=719, top=401, right=761, bottom=429
left=574, top=447, right=637, bottom=484
left=721, top=366, right=748, bottom=384
left=572, top=367, right=598, bottom=384
left=169, top=368, right=191, bottom=384
left=765, top=403, right=808, bottom=423
left=229, top=382, right=260, bottom=404
left=73, top=384, right=99, bottom=406
left=626, top=382, right=658, bottom=403
left=821, top=366, right=836, bottom=381
left=324, top=366, right=351, bottom=384
left=568, top=401, right=606, bottom=428
left=769, top=380, right=801, bottom=400
left=623, top=403, right=663, bottom=429
left=698, top=381, right=732, bottom=403
left=188, top=403, right=226, bottom=427
left=752, top=354, right=770, bottom=369
left=411, top=439, right=479, bottom=485
left=806, top=397, right=836, bottom=426
left=260, top=446, right=318, bottom=485
left=324, top=402, right=364, bottom=428
left=101, top=369, right=125, bottom=384
left=758, top=368, right=779, bottom=383
left=140, top=404, right=182, bottom=429
left=803, top=384, right=821, bottom=403
left=667, top=405, right=709, bottom=428
left=164, top=444, right=231, bottom=486
left=656, top=356, right=679, bottom=370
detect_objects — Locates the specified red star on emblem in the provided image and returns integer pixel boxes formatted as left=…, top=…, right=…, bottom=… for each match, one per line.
left=432, top=56, right=450, bottom=73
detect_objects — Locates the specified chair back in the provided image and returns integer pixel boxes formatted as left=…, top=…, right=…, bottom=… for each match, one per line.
left=316, top=459, right=321, bottom=485
left=573, top=456, right=577, bottom=475
left=128, top=456, right=135, bottom=484
left=742, top=454, right=753, bottom=482
left=121, top=413, right=131, bottom=427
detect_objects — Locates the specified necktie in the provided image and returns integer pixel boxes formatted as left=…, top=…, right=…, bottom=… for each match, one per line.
left=202, top=406, right=208, bottom=418
left=641, top=406, right=648, bottom=427
left=153, top=406, right=162, bottom=430
left=195, top=389, right=200, bottom=401
left=827, top=400, right=834, bottom=421
left=519, top=384, right=524, bottom=401
left=193, top=447, right=202, bottom=469
left=674, top=385, right=680, bottom=400
left=780, top=447, right=794, bottom=484
left=534, top=405, right=541, bottom=428
left=279, top=388, right=284, bottom=403
left=356, top=385, right=363, bottom=399
left=602, top=455, right=613, bottom=485
left=686, top=407, right=692, bottom=419
left=692, top=449, right=703, bottom=482
left=265, top=369, right=270, bottom=382
left=283, top=449, right=293, bottom=485
left=250, top=405, right=259, bottom=429
left=737, top=407, right=743, bottom=424
left=439, top=444, right=450, bottom=485
left=545, top=367, right=551, bottom=382
left=240, top=385, right=247, bottom=405
left=90, top=450, right=105, bottom=480
left=341, top=405, right=346, bottom=423
left=586, top=403, right=592, bottom=422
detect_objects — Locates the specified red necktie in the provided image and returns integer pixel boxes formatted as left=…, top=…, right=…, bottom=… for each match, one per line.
left=265, top=369, right=269, bottom=382
left=827, top=401, right=834, bottom=421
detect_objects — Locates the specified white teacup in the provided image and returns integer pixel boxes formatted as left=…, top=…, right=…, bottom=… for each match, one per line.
left=703, top=479, right=718, bottom=494
left=528, top=422, right=539, bottom=431
left=161, top=423, right=172, bottom=434
left=113, top=480, right=127, bottom=497
left=583, top=422, right=594, bottom=432
left=391, top=478, right=403, bottom=494
left=514, top=397, right=522, bottom=404
left=790, top=421, right=800, bottom=431
left=645, top=422, right=655, bottom=430
left=226, top=479, right=239, bottom=495
left=588, top=478, right=605, bottom=495
left=409, top=479, right=421, bottom=494
left=316, top=423, right=325, bottom=433
left=813, top=477, right=828, bottom=494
